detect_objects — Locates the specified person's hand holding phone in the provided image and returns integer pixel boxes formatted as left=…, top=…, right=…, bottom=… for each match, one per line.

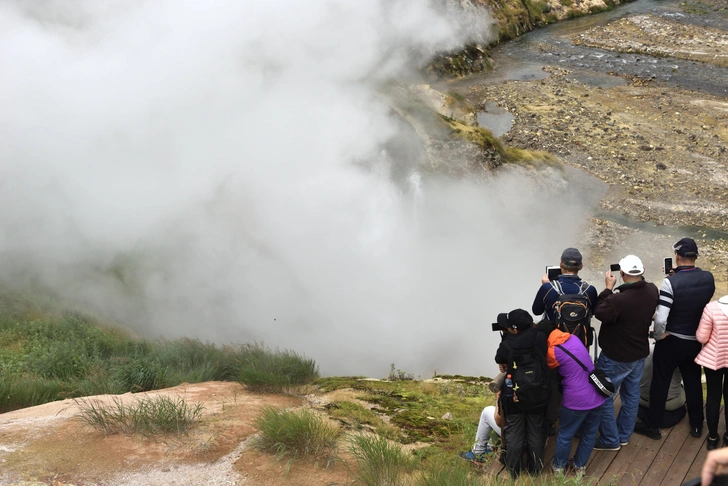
left=605, top=270, right=617, bottom=290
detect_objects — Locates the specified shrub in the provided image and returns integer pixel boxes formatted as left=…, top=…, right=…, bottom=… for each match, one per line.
left=253, top=406, right=339, bottom=459
left=111, top=357, right=169, bottom=393
left=76, top=395, right=203, bottom=436
left=238, top=343, right=319, bottom=392
left=347, top=434, right=416, bottom=486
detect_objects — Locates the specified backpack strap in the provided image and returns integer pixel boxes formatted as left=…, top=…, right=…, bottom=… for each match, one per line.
left=555, top=344, right=589, bottom=372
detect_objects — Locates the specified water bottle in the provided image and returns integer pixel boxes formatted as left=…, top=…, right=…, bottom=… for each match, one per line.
left=505, top=374, right=514, bottom=398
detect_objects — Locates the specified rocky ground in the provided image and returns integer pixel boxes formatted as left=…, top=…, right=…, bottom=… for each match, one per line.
left=442, top=12, right=728, bottom=291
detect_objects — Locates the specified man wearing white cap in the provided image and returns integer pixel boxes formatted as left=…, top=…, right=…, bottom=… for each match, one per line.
left=591, top=255, right=659, bottom=451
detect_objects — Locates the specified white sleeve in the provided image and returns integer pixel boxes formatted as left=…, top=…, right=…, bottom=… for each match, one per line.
left=653, top=278, right=673, bottom=339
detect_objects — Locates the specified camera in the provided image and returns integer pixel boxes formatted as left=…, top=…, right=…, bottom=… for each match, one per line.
left=546, top=266, right=561, bottom=281
left=492, top=322, right=504, bottom=332
left=610, top=263, right=621, bottom=272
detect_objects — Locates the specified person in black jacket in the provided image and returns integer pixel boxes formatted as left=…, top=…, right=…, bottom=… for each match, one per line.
left=494, top=309, right=549, bottom=478
left=634, top=238, right=715, bottom=440
left=592, top=255, right=659, bottom=451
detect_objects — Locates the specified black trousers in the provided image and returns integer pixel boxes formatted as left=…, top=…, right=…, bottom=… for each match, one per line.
left=704, top=367, right=728, bottom=438
left=647, top=335, right=703, bottom=429
left=503, top=400, right=546, bottom=478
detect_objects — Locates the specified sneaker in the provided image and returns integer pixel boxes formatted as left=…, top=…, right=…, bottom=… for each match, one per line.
left=574, top=465, right=586, bottom=476
left=691, top=425, right=703, bottom=438
left=593, top=439, right=620, bottom=451
left=458, top=450, right=485, bottom=464
left=634, top=420, right=661, bottom=440
left=620, top=441, right=629, bottom=446
left=552, top=464, right=565, bottom=476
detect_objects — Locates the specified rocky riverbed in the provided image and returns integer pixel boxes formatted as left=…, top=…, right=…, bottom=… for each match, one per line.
left=438, top=8, right=728, bottom=290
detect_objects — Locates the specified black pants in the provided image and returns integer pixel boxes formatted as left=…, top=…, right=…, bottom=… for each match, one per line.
left=546, top=368, right=562, bottom=425
left=503, top=401, right=546, bottom=478
left=704, top=367, right=728, bottom=438
left=647, top=335, right=703, bottom=429
left=638, top=404, right=686, bottom=428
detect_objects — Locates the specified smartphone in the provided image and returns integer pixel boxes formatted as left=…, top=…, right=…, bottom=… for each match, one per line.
left=663, top=257, right=673, bottom=275
left=610, top=263, right=621, bottom=272
left=546, top=266, right=561, bottom=281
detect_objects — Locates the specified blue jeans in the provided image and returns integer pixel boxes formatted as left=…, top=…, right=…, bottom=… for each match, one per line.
left=553, top=405, right=601, bottom=469
left=597, top=353, right=645, bottom=447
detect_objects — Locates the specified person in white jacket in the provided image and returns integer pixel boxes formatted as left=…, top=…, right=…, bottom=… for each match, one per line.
left=695, top=295, right=728, bottom=450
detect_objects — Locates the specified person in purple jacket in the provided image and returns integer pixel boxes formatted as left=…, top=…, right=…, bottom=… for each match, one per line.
left=547, top=326, right=607, bottom=476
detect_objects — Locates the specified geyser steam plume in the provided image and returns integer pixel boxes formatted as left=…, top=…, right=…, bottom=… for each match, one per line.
left=0, top=1, right=599, bottom=378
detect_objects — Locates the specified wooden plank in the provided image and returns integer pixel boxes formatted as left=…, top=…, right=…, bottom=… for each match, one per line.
left=639, top=412, right=691, bottom=485
left=602, top=424, right=663, bottom=485
left=683, top=405, right=726, bottom=483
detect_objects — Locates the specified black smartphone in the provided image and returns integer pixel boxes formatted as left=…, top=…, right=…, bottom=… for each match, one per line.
left=546, top=266, right=561, bottom=281
left=664, top=257, right=673, bottom=275
left=610, top=263, right=621, bottom=272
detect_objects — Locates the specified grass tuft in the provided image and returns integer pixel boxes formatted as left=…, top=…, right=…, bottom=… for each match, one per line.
left=347, top=434, right=417, bottom=486
left=76, top=395, right=203, bottom=436
left=253, top=406, right=340, bottom=459
left=238, top=343, right=319, bottom=393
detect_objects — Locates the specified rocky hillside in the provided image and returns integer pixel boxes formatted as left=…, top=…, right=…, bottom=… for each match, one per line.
left=429, top=0, right=632, bottom=77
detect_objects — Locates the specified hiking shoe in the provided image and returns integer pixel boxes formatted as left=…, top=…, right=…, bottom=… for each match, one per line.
left=691, top=425, right=703, bottom=438
left=593, top=439, right=620, bottom=451
left=634, top=420, right=661, bottom=440
left=458, top=450, right=486, bottom=464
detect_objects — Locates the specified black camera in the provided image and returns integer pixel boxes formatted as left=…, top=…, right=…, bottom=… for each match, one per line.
left=610, top=263, right=621, bottom=272
left=492, top=322, right=504, bottom=332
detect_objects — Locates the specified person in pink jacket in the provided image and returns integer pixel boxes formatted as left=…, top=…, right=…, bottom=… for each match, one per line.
left=695, top=295, right=728, bottom=450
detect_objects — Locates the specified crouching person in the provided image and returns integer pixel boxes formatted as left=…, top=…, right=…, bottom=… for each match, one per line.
left=547, top=325, right=606, bottom=476
left=494, top=309, right=550, bottom=478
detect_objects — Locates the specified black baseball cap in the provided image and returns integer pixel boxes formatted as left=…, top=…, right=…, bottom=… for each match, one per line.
left=497, top=309, right=534, bottom=331
left=561, top=247, right=582, bottom=266
left=673, top=238, right=699, bottom=258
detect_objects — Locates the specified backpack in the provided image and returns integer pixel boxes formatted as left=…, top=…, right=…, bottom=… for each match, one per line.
left=551, top=280, right=593, bottom=347
left=502, top=338, right=549, bottom=410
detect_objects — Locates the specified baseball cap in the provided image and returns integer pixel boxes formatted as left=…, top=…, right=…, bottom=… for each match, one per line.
left=673, top=238, right=699, bottom=258
left=619, top=255, right=644, bottom=276
left=561, top=247, right=582, bottom=266
left=497, top=309, right=534, bottom=331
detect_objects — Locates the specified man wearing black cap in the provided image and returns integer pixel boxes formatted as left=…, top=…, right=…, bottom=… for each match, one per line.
left=533, top=247, right=598, bottom=322
left=634, top=238, right=715, bottom=441
left=494, top=309, right=549, bottom=478
left=532, top=247, right=598, bottom=435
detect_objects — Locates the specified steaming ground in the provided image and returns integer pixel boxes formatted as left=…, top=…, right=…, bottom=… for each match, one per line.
left=1, top=0, right=601, bottom=378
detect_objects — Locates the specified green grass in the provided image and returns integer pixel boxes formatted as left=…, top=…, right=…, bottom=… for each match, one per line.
left=0, top=289, right=319, bottom=412
left=75, top=395, right=204, bottom=436
left=347, top=434, right=417, bottom=486
left=253, top=406, right=340, bottom=459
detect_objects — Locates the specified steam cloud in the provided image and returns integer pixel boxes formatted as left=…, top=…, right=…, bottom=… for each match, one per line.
left=0, top=0, right=601, bottom=378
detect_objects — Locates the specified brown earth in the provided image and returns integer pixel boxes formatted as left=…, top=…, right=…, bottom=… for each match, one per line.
left=0, top=382, right=357, bottom=486
left=441, top=12, right=728, bottom=292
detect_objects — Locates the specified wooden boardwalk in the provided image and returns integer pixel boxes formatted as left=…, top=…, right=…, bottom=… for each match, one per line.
left=484, top=404, right=722, bottom=485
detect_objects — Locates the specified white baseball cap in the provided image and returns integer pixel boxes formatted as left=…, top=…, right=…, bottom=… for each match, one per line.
left=619, top=255, right=644, bottom=276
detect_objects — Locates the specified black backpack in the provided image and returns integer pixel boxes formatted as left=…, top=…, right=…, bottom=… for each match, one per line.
left=502, top=338, right=549, bottom=410
left=551, top=280, right=593, bottom=347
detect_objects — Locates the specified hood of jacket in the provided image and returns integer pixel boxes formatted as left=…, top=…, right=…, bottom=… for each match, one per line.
left=546, top=329, right=571, bottom=369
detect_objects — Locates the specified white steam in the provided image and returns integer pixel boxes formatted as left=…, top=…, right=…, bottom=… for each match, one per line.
left=0, top=0, right=600, bottom=378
